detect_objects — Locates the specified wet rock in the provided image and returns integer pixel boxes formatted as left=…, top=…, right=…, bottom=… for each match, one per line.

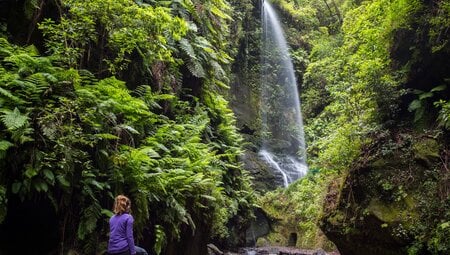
left=245, top=208, right=272, bottom=246
left=312, top=248, right=326, bottom=255
left=237, top=246, right=338, bottom=255
left=208, top=243, right=224, bottom=255
left=240, top=151, right=280, bottom=191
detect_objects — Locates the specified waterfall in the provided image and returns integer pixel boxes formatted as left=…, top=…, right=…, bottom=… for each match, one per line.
left=259, top=0, right=308, bottom=187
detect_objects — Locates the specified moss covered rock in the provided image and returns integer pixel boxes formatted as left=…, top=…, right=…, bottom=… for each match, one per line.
left=320, top=132, right=449, bottom=255
left=256, top=173, right=338, bottom=251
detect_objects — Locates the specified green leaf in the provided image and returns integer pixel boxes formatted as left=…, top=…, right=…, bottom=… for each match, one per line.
left=412, top=89, right=424, bottom=94
left=89, top=179, right=104, bottom=190
left=440, top=222, right=450, bottom=229
left=200, top=194, right=217, bottom=201
left=414, top=107, right=425, bottom=122
left=140, top=147, right=160, bottom=158
left=24, top=167, right=38, bottom=178
left=11, top=182, right=21, bottom=194
left=34, top=179, right=48, bottom=192
left=156, top=143, right=170, bottom=152
left=0, top=140, right=13, bottom=151
left=101, top=209, right=114, bottom=218
left=43, top=169, right=55, bottom=183
left=57, top=175, right=70, bottom=188
left=117, top=124, right=140, bottom=134
left=94, top=133, right=119, bottom=140
left=0, top=87, right=24, bottom=104
left=418, top=92, right=433, bottom=100
left=431, top=85, right=447, bottom=92
left=179, top=38, right=196, bottom=59
left=408, top=99, right=421, bottom=112
left=154, top=225, right=166, bottom=255
left=187, top=61, right=205, bottom=78
left=77, top=202, right=101, bottom=240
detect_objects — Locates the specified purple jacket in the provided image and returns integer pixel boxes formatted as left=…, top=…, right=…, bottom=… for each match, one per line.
left=108, top=213, right=136, bottom=255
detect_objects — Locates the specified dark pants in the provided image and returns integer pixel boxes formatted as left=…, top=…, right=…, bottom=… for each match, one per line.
left=108, top=252, right=129, bottom=255
left=108, top=246, right=148, bottom=255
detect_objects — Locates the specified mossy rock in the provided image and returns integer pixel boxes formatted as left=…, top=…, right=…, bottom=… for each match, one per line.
left=258, top=232, right=286, bottom=247
left=413, top=138, right=440, bottom=167
left=368, top=197, right=418, bottom=224
left=319, top=131, right=448, bottom=255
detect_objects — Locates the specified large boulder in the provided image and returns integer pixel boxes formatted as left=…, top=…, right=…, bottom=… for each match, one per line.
left=320, top=135, right=448, bottom=255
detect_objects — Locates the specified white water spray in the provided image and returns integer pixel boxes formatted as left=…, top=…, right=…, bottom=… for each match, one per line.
left=259, top=149, right=291, bottom=187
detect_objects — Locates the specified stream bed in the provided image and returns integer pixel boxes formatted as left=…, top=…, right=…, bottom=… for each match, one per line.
left=223, top=246, right=340, bottom=255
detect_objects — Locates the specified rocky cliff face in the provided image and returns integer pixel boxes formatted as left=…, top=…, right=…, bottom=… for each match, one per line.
left=320, top=133, right=449, bottom=255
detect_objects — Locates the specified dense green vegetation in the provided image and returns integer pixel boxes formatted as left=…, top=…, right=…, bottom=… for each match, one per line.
left=0, top=0, right=255, bottom=254
left=1, top=0, right=449, bottom=254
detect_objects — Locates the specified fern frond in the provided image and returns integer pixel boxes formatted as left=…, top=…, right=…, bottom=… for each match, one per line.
left=79, top=69, right=97, bottom=86
left=0, top=140, right=13, bottom=159
left=134, top=85, right=152, bottom=97
left=209, top=4, right=232, bottom=20
left=24, top=73, right=51, bottom=100
left=41, top=72, right=58, bottom=84
left=0, top=38, right=14, bottom=59
left=0, top=87, right=24, bottom=104
left=0, top=140, right=13, bottom=151
left=77, top=201, right=102, bottom=240
left=0, top=108, right=28, bottom=130
left=179, top=38, right=196, bottom=60
left=187, top=61, right=205, bottom=78
left=154, top=225, right=166, bottom=255
left=210, top=60, right=225, bottom=78
left=180, top=0, right=200, bottom=22
left=10, top=125, right=34, bottom=144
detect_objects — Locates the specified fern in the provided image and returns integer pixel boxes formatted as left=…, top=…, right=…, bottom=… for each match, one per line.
left=0, top=87, right=24, bottom=104
left=79, top=200, right=103, bottom=254
left=0, top=38, right=14, bottom=58
left=0, top=108, right=28, bottom=130
left=210, top=4, right=232, bottom=20
left=179, top=38, right=197, bottom=60
left=187, top=61, right=206, bottom=78
left=77, top=200, right=102, bottom=240
left=78, top=69, right=98, bottom=86
left=22, top=73, right=51, bottom=102
left=0, top=140, right=13, bottom=151
left=210, top=60, right=226, bottom=77
left=153, top=225, right=166, bottom=255
left=181, top=0, right=198, bottom=20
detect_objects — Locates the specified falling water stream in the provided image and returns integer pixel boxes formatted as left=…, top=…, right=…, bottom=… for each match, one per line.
left=259, top=0, right=308, bottom=187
